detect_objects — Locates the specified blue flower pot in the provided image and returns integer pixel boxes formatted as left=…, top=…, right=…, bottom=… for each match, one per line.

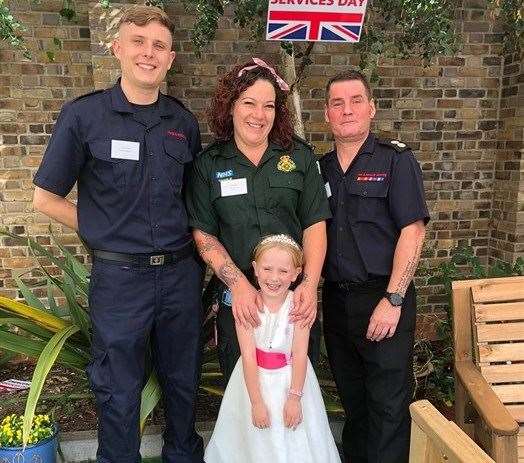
left=0, top=425, right=58, bottom=463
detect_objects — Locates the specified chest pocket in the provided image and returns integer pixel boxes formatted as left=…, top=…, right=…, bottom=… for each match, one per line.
left=346, top=180, right=389, bottom=223
left=164, top=137, right=192, bottom=192
left=267, top=172, right=303, bottom=211
left=88, top=139, right=140, bottom=188
left=210, top=178, right=248, bottom=221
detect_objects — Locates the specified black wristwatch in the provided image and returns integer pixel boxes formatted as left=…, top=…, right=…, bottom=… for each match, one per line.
left=384, top=291, right=403, bottom=307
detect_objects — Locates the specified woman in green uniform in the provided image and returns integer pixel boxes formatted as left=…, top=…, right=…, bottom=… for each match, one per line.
left=186, top=58, right=330, bottom=382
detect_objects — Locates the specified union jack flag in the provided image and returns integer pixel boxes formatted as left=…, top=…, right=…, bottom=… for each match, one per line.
left=266, top=5, right=367, bottom=43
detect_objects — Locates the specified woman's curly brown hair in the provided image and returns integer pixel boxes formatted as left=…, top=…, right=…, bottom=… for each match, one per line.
left=208, top=60, right=294, bottom=149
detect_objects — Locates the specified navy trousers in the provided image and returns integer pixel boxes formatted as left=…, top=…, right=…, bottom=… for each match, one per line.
left=322, top=279, right=416, bottom=463
left=87, top=253, right=204, bottom=463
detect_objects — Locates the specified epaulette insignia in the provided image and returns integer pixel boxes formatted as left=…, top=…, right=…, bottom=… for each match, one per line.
left=378, top=138, right=410, bottom=153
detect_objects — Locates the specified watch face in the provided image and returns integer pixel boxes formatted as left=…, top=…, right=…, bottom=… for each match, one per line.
left=389, top=293, right=403, bottom=306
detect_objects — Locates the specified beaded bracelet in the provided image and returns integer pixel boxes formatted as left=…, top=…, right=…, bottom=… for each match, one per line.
left=288, top=388, right=303, bottom=398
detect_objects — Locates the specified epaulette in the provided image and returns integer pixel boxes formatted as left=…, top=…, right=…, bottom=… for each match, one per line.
left=377, top=138, right=411, bottom=153
left=163, top=93, right=188, bottom=111
left=71, top=89, right=105, bottom=103
left=200, top=139, right=226, bottom=156
left=292, top=134, right=314, bottom=150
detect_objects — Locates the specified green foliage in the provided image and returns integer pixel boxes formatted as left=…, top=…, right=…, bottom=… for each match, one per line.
left=416, top=247, right=523, bottom=407
left=487, top=0, right=523, bottom=53
left=0, top=413, right=54, bottom=447
left=0, top=228, right=161, bottom=445
left=357, top=0, right=459, bottom=74
left=59, top=0, right=76, bottom=22
left=0, top=1, right=29, bottom=59
left=178, top=0, right=459, bottom=69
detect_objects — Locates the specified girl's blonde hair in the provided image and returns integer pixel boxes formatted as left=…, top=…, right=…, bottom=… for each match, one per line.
left=252, top=234, right=303, bottom=268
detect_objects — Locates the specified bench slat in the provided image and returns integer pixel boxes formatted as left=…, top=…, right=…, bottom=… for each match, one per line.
left=507, top=405, right=524, bottom=422
left=476, top=322, right=524, bottom=342
left=480, top=363, right=524, bottom=383
left=481, top=364, right=524, bottom=383
left=478, top=342, right=524, bottom=363
left=475, top=302, right=524, bottom=322
left=471, top=283, right=524, bottom=304
left=492, top=384, right=524, bottom=403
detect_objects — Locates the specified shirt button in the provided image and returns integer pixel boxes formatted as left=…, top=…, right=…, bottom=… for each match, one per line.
left=151, top=177, right=156, bottom=181
left=154, top=224, right=159, bottom=228
left=149, top=152, right=153, bottom=156
left=362, top=191, right=368, bottom=196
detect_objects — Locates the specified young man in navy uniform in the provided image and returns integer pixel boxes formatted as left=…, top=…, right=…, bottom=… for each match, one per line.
left=33, top=6, right=204, bottom=463
left=320, top=70, right=429, bottom=463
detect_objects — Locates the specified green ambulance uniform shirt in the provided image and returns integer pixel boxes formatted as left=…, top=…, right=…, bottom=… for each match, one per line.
left=186, top=137, right=331, bottom=272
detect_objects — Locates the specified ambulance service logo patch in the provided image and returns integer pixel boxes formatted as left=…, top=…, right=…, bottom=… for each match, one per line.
left=277, top=155, right=296, bottom=172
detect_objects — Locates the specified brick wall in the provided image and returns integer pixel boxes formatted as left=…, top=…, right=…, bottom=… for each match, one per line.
left=0, top=0, right=93, bottom=298
left=489, top=49, right=524, bottom=264
left=1, top=0, right=522, bottom=318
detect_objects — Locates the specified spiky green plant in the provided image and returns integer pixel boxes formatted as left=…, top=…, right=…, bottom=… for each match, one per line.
left=0, top=228, right=222, bottom=444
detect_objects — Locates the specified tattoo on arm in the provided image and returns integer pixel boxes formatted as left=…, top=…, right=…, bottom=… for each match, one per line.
left=218, top=259, right=241, bottom=288
left=194, top=230, right=243, bottom=288
left=395, top=238, right=424, bottom=295
left=194, top=231, right=219, bottom=266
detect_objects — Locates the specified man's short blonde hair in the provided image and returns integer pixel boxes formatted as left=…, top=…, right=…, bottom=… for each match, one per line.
left=118, top=5, right=175, bottom=36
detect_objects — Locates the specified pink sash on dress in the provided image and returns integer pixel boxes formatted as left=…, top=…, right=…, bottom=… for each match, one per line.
left=256, top=348, right=291, bottom=369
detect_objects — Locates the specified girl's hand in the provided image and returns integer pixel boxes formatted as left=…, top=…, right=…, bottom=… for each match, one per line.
left=283, top=396, right=303, bottom=430
left=252, top=401, right=271, bottom=429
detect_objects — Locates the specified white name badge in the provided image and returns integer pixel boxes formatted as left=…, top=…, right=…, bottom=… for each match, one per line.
left=111, top=140, right=140, bottom=161
left=220, top=178, right=248, bottom=197
left=325, top=182, right=332, bottom=198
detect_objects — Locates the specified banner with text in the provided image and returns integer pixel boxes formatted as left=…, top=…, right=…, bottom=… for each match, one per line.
left=266, top=0, right=368, bottom=43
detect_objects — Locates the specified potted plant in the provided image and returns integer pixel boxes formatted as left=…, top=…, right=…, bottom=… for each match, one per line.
left=0, top=413, right=58, bottom=462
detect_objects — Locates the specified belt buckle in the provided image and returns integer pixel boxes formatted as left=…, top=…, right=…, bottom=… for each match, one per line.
left=150, top=255, right=165, bottom=266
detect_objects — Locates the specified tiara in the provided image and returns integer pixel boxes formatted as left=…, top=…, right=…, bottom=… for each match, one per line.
left=258, top=234, right=301, bottom=250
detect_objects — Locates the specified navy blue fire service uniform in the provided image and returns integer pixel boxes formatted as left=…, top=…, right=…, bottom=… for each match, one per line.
left=34, top=80, right=204, bottom=463
left=319, top=133, right=429, bottom=463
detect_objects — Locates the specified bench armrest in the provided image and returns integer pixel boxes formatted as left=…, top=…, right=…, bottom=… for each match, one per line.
left=455, top=360, right=519, bottom=436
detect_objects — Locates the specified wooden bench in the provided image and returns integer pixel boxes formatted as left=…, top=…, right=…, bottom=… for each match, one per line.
left=409, top=400, right=494, bottom=462
left=452, top=276, right=524, bottom=463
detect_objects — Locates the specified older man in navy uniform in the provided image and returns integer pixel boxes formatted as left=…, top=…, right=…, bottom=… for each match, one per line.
left=32, top=6, right=204, bottom=463
left=319, top=70, right=429, bottom=463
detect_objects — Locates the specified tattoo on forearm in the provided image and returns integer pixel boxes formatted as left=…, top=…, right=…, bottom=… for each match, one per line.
left=218, top=259, right=240, bottom=288
left=195, top=230, right=242, bottom=287
left=195, top=231, right=219, bottom=266
left=395, top=238, right=424, bottom=295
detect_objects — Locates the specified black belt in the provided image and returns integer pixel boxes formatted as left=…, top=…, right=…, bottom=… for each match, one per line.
left=92, top=242, right=194, bottom=267
left=327, top=276, right=389, bottom=292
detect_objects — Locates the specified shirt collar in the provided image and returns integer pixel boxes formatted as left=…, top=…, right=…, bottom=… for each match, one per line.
left=212, top=139, right=285, bottom=160
left=326, top=132, right=376, bottom=162
left=110, top=78, right=175, bottom=117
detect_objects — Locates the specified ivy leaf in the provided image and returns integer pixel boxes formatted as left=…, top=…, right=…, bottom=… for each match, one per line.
left=46, top=50, right=55, bottom=62
left=59, top=8, right=76, bottom=21
left=53, top=37, right=62, bottom=48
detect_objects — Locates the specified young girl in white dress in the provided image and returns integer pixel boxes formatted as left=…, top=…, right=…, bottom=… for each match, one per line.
left=205, top=234, right=341, bottom=463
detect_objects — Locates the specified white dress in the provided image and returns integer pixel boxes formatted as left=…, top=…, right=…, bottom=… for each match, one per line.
left=205, top=291, right=341, bottom=463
